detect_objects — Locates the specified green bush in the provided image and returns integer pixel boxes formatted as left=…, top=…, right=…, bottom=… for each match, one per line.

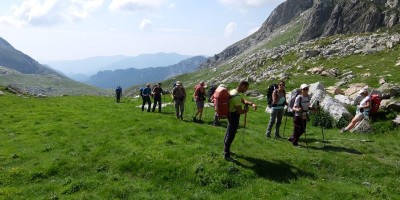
left=335, top=117, right=350, bottom=129
left=312, top=111, right=334, bottom=129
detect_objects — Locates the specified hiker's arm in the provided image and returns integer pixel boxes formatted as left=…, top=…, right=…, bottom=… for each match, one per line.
left=241, top=99, right=257, bottom=111
left=358, top=100, right=371, bottom=109
left=272, top=90, right=279, bottom=104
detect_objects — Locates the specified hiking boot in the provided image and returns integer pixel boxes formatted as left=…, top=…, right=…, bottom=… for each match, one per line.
left=340, top=128, right=348, bottom=133
left=198, top=120, right=204, bottom=123
left=266, top=134, right=271, bottom=138
left=292, top=142, right=299, bottom=146
left=224, top=156, right=237, bottom=162
left=180, top=115, right=183, bottom=120
left=193, top=117, right=197, bottom=122
left=275, top=135, right=281, bottom=139
left=288, top=137, right=293, bottom=142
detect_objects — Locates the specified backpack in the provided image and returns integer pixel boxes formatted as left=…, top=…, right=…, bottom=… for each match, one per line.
left=207, top=85, right=218, bottom=102
left=213, top=87, right=231, bottom=119
left=267, top=84, right=278, bottom=108
left=139, top=87, right=144, bottom=96
left=370, top=94, right=381, bottom=114
left=288, top=89, right=301, bottom=113
left=194, top=85, right=206, bottom=101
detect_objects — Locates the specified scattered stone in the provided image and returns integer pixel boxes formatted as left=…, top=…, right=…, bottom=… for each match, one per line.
left=0, top=91, right=4, bottom=96
left=379, top=78, right=386, bottom=85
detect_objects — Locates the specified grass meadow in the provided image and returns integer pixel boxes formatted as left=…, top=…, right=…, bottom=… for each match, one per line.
left=0, top=92, right=399, bottom=199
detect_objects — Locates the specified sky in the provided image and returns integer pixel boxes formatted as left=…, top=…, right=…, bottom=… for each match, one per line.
left=0, top=0, right=285, bottom=62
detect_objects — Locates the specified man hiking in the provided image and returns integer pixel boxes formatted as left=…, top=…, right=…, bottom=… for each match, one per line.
left=224, top=80, right=257, bottom=161
left=141, top=83, right=152, bottom=112
left=193, top=81, right=207, bottom=122
left=152, top=83, right=164, bottom=112
left=115, top=85, right=122, bottom=103
left=172, top=81, right=186, bottom=120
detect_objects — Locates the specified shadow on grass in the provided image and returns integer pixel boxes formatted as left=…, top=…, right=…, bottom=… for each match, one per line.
left=308, top=145, right=363, bottom=155
left=234, top=155, right=315, bottom=183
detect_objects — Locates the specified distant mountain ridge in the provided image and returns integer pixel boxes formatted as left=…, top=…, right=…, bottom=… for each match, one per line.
left=86, top=56, right=207, bottom=89
left=0, top=37, right=65, bottom=77
left=44, top=52, right=193, bottom=76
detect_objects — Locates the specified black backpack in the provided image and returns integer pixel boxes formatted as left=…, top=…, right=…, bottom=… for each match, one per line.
left=207, top=85, right=218, bottom=102
left=267, top=84, right=278, bottom=108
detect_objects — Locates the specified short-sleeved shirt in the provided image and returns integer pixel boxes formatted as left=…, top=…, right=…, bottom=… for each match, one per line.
left=229, top=89, right=242, bottom=113
left=142, top=87, right=152, bottom=97
left=294, top=95, right=310, bottom=117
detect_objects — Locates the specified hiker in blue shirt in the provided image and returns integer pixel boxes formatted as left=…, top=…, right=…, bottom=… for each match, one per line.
left=141, top=83, right=152, bottom=112
left=115, top=85, right=122, bottom=103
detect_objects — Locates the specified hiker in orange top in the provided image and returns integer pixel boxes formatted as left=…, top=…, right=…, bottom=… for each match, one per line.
left=193, top=81, right=207, bottom=123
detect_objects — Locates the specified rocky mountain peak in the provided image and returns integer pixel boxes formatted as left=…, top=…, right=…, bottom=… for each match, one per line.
left=0, top=37, right=15, bottom=51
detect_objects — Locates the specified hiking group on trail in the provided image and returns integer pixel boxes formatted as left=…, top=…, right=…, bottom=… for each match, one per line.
left=132, top=79, right=384, bottom=162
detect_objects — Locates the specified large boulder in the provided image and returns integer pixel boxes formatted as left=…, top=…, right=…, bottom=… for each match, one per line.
left=350, top=119, right=372, bottom=133
left=393, top=115, right=400, bottom=126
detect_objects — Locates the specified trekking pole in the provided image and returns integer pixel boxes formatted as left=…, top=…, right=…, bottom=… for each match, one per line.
left=316, top=101, right=325, bottom=147
left=243, top=104, right=249, bottom=145
left=283, top=109, right=288, bottom=137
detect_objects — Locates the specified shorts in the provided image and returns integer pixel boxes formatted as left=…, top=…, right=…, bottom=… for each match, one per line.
left=196, top=101, right=204, bottom=109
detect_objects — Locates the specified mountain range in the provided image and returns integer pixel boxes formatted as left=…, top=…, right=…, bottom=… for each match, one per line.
left=2, top=0, right=400, bottom=96
left=85, top=56, right=207, bottom=89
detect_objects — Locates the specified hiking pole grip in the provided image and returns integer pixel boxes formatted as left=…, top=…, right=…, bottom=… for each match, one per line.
left=244, top=104, right=249, bottom=128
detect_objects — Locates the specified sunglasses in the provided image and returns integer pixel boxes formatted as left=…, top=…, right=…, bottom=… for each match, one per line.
left=302, top=88, right=309, bottom=91
left=279, top=83, right=285, bottom=86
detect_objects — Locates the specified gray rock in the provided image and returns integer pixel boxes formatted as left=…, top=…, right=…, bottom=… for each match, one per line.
left=393, top=115, right=400, bottom=126
left=0, top=91, right=4, bottom=96
left=386, top=102, right=400, bottom=112
left=350, top=119, right=372, bottom=133
left=335, top=94, right=352, bottom=105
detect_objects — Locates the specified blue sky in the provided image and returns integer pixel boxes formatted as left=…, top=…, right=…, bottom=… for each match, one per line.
left=0, top=0, right=285, bottom=62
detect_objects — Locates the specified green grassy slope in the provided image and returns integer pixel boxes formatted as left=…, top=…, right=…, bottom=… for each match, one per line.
left=0, top=92, right=399, bottom=199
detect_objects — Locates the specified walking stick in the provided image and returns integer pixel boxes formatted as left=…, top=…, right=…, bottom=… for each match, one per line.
left=243, top=104, right=249, bottom=144
left=316, top=101, right=325, bottom=147
left=283, top=109, right=288, bottom=137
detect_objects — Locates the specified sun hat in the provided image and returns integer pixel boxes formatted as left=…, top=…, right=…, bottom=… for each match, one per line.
left=219, top=84, right=226, bottom=88
left=300, top=84, right=309, bottom=89
left=358, top=88, right=368, bottom=94
left=176, top=81, right=182, bottom=85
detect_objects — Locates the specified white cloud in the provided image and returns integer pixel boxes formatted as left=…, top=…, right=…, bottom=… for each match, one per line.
left=219, top=0, right=285, bottom=11
left=139, top=18, right=153, bottom=31
left=109, top=0, right=168, bottom=12
left=224, top=22, right=237, bottom=38
left=0, top=0, right=103, bottom=27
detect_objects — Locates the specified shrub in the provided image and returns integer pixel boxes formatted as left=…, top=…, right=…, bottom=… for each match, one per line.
left=312, top=111, right=334, bottom=129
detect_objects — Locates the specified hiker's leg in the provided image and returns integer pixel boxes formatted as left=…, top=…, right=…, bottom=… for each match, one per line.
left=345, top=114, right=363, bottom=131
left=266, top=109, right=277, bottom=136
left=158, top=98, right=162, bottom=112
left=224, top=112, right=240, bottom=157
left=152, top=100, right=157, bottom=112
left=292, top=116, right=302, bottom=144
left=142, top=98, right=146, bottom=111
left=174, top=100, right=180, bottom=118
left=147, top=98, right=151, bottom=112
left=274, top=109, right=284, bottom=137
left=179, top=101, right=184, bottom=117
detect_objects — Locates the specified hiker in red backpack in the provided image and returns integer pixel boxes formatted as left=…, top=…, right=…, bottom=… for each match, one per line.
left=193, top=81, right=207, bottom=123
left=341, top=88, right=371, bottom=133
left=211, top=84, right=227, bottom=126
left=224, top=81, right=257, bottom=162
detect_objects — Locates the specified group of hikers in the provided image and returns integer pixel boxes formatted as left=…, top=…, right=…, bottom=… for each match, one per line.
left=119, top=79, right=376, bottom=162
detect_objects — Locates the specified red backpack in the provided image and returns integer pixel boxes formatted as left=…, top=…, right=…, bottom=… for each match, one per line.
left=370, top=94, right=381, bottom=114
left=213, top=87, right=231, bottom=119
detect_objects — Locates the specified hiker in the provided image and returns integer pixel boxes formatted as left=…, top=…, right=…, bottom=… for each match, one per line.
left=193, top=81, right=207, bottom=122
left=224, top=80, right=257, bottom=161
left=152, top=82, right=164, bottom=112
left=141, top=83, right=152, bottom=112
left=288, top=84, right=316, bottom=146
left=115, top=85, right=122, bottom=103
left=341, top=88, right=371, bottom=133
left=172, top=81, right=186, bottom=120
left=211, top=84, right=226, bottom=126
left=266, top=80, right=287, bottom=138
